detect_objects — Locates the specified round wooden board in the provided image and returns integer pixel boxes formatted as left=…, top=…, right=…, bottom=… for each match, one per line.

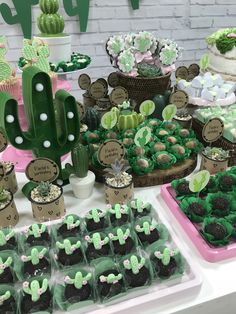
left=90, top=155, right=198, bottom=187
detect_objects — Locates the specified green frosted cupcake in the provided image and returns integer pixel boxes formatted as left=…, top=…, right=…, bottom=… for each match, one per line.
left=149, top=142, right=167, bottom=154
left=152, top=151, right=176, bottom=169
left=184, top=138, right=203, bottom=154
left=156, top=129, right=170, bottom=139
left=128, top=145, right=148, bottom=158
left=161, top=121, right=180, bottom=133
left=170, top=144, right=190, bottom=161
left=123, top=129, right=136, bottom=138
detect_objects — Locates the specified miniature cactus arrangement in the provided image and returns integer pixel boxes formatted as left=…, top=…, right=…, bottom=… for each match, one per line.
left=66, top=143, right=95, bottom=199
left=56, top=239, right=83, bottom=266
left=0, top=161, right=18, bottom=194
left=0, top=66, right=80, bottom=183
left=137, top=63, right=162, bottom=78
left=38, top=0, right=65, bottom=35
left=153, top=248, right=179, bottom=278
left=21, top=247, right=49, bottom=277
left=23, top=278, right=49, bottom=302
left=65, top=272, right=92, bottom=290
left=0, top=229, right=15, bottom=249
left=0, top=290, right=11, bottom=305
left=58, top=215, right=81, bottom=237
left=99, top=273, right=123, bottom=285
left=123, top=255, right=145, bottom=275
left=0, top=187, right=9, bottom=204
left=105, top=159, right=132, bottom=188
left=25, top=223, right=49, bottom=245
left=64, top=271, right=92, bottom=302
left=0, top=256, right=13, bottom=284
left=109, top=227, right=134, bottom=255
left=135, top=221, right=160, bottom=244
left=201, top=147, right=230, bottom=174
left=108, top=204, right=130, bottom=225
left=202, top=147, right=229, bottom=161
left=98, top=272, right=124, bottom=298
left=85, top=232, right=110, bottom=260
left=130, top=199, right=152, bottom=217
left=109, top=228, right=130, bottom=245
left=85, top=209, right=107, bottom=232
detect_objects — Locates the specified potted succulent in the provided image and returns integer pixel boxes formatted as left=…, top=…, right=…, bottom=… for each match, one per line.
left=201, top=146, right=229, bottom=174
left=28, top=181, right=66, bottom=222
left=21, top=278, right=52, bottom=314
left=173, top=109, right=192, bottom=128
left=0, top=161, right=18, bottom=194
left=0, top=187, right=19, bottom=228
left=66, top=143, right=95, bottom=199
left=104, top=159, right=134, bottom=206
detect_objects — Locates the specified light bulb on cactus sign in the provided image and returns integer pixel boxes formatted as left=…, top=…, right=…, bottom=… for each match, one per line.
left=0, top=0, right=140, bottom=39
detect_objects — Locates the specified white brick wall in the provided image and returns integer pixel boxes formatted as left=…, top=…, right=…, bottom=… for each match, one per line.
left=1, top=0, right=235, bottom=99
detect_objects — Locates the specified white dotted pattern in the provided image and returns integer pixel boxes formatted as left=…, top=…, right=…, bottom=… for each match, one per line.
left=43, top=140, right=51, bottom=148
left=6, top=115, right=14, bottom=123
left=67, top=112, right=74, bottom=119
left=15, top=136, right=23, bottom=144
left=68, top=134, right=75, bottom=141
left=40, top=113, right=48, bottom=121
left=35, top=83, right=44, bottom=92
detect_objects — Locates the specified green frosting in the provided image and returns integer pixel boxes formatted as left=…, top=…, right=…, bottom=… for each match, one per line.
left=154, top=248, right=179, bottom=266
left=63, top=215, right=80, bottom=230
left=27, top=224, right=46, bottom=238
left=23, top=279, right=48, bottom=302
left=202, top=217, right=233, bottom=246
left=123, top=255, right=145, bottom=275
left=0, top=230, right=14, bottom=246
left=21, top=248, right=47, bottom=265
left=64, top=272, right=92, bottom=289
left=180, top=197, right=211, bottom=223
left=56, top=239, right=81, bottom=255
left=86, top=208, right=105, bottom=223
left=135, top=221, right=156, bottom=235
left=85, top=233, right=109, bottom=250
left=0, top=256, right=13, bottom=275
left=99, top=273, right=122, bottom=284
left=0, top=290, right=11, bottom=305
left=109, top=228, right=130, bottom=245
left=108, top=204, right=129, bottom=219
left=38, top=0, right=65, bottom=35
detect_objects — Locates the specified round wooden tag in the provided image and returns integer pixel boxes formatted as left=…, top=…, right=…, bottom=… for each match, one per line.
left=202, top=118, right=224, bottom=143
left=110, top=87, right=129, bottom=106
left=0, top=130, right=8, bottom=153
left=98, top=140, right=125, bottom=166
left=175, top=66, right=188, bottom=79
left=78, top=74, right=91, bottom=90
left=26, top=158, right=59, bottom=183
left=188, top=64, right=200, bottom=77
left=186, top=73, right=195, bottom=82
left=169, top=90, right=189, bottom=109
left=108, top=72, right=119, bottom=88
left=89, top=81, right=107, bottom=100
left=97, top=78, right=108, bottom=92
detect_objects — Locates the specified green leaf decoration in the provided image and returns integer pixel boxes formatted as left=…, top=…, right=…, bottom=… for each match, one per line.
left=134, top=126, right=151, bottom=148
left=101, top=111, right=117, bottom=130
left=189, top=170, right=210, bottom=193
left=199, top=54, right=209, bottom=71
left=140, top=100, right=155, bottom=116
left=162, top=104, right=177, bottom=121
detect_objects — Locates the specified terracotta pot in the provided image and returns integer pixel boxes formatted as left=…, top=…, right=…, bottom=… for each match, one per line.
left=30, top=186, right=66, bottom=222
left=0, top=165, right=18, bottom=194
left=105, top=181, right=134, bottom=206
left=200, top=153, right=228, bottom=175
left=0, top=192, right=19, bottom=228
left=83, top=92, right=96, bottom=108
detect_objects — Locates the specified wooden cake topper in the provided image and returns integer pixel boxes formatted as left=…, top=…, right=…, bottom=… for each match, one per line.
left=26, top=158, right=59, bottom=183
left=108, top=72, right=119, bottom=88
left=175, top=64, right=200, bottom=81
left=169, top=90, right=189, bottom=109
left=202, top=118, right=224, bottom=143
left=110, top=87, right=129, bottom=106
left=78, top=74, right=91, bottom=90
left=98, top=140, right=125, bottom=166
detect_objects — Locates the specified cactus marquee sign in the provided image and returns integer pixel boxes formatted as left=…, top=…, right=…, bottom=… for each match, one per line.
left=0, top=0, right=140, bottom=39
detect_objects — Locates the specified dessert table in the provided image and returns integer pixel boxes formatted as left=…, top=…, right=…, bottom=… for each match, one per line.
left=13, top=162, right=236, bottom=314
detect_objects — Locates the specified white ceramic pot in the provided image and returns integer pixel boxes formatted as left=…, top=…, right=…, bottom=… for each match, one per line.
left=69, top=171, right=96, bottom=199
left=34, top=35, right=71, bottom=63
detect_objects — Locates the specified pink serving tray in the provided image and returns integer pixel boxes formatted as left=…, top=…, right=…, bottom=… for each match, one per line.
left=161, top=184, right=236, bottom=263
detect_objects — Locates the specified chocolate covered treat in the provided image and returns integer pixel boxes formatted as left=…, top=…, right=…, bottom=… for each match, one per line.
left=135, top=221, right=160, bottom=244
left=0, top=230, right=16, bottom=251
left=0, top=256, right=13, bottom=284
left=98, top=270, right=123, bottom=298
left=108, top=204, right=130, bottom=226
left=21, top=279, right=52, bottom=314
left=21, top=247, right=50, bottom=277
left=123, top=255, right=150, bottom=288
left=25, top=224, right=50, bottom=246
left=56, top=239, right=83, bottom=266
left=64, top=271, right=92, bottom=303
left=109, top=227, right=135, bottom=255
left=85, top=233, right=110, bottom=261
left=57, top=215, right=81, bottom=238
left=85, top=209, right=107, bottom=232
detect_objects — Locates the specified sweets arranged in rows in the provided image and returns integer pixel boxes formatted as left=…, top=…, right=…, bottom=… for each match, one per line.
left=171, top=168, right=236, bottom=247
left=0, top=199, right=186, bottom=313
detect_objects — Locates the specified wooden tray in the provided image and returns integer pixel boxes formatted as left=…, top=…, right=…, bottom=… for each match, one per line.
left=90, top=155, right=198, bottom=187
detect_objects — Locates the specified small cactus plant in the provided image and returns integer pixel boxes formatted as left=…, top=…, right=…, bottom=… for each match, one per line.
left=83, top=107, right=100, bottom=131
left=86, top=209, right=106, bottom=223
left=63, top=215, right=80, bottom=230
left=37, top=182, right=51, bottom=198
left=0, top=290, right=11, bottom=305
left=109, top=228, right=130, bottom=245
left=21, top=247, right=48, bottom=265
left=26, top=224, right=47, bottom=238
left=135, top=221, right=156, bottom=235
left=64, top=272, right=92, bottom=289
left=85, top=233, right=109, bottom=250
left=99, top=273, right=123, bottom=285
left=137, top=64, right=162, bottom=78
left=56, top=239, right=81, bottom=255
left=108, top=204, right=129, bottom=219
left=38, top=0, right=65, bottom=35
left=202, top=147, right=229, bottom=161
left=154, top=248, right=179, bottom=266
left=23, top=278, right=48, bottom=302
left=123, top=255, right=145, bottom=275
left=65, top=144, right=89, bottom=178
left=0, top=229, right=15, bottom=246
left=0, top=256, right=13, bottom=274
